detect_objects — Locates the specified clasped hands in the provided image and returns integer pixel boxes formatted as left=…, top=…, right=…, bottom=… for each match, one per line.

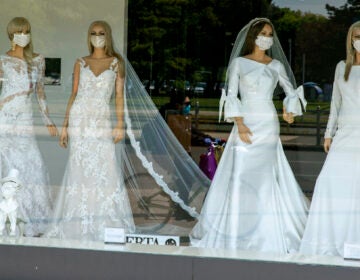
left=236, top=107, right=294, bottom=144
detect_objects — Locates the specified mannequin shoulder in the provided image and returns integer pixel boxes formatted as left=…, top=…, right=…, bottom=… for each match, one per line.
left=267, top=59, right=286, bottom=73
left=269, top=58, right=281, bottom=67
left=33, top=53, right=44, bottom=60
left=336, top=60, right=346, bottom=69
left=332, top=60, right=346, bottom=77
left=32, top=53, right=45, bottom=66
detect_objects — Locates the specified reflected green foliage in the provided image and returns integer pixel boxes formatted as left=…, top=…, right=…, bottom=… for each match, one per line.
left=271, top=1, right=360, bottom=85
left=128, top=0, right=272, bottom=94
left=128, top=0, right=360, bottom=95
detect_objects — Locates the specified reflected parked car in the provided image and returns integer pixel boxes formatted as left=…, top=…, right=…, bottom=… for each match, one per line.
left=159, top=79, right=192, bottom=95
left=194, top=82, right=207, bottom=96
left=142, top=80, right=158, bottom=95
left=303, top=82, right=323, bottom=102
left=159, top=79, right=175, bottom=95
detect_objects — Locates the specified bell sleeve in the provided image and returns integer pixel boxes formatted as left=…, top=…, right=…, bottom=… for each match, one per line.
left=324, top=62, right=342, bottom=139
left=278, top=61, right=307, bottom=117
left=33, top=55, right=54, bottom=126
left=219, top=58, right=244, bottom=122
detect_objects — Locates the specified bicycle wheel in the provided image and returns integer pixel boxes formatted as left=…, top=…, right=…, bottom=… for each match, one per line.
left=125, top=172, right=174, bottom=233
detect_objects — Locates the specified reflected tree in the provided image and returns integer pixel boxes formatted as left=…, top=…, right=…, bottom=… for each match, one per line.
left=128, top=0, right=272, bottom=95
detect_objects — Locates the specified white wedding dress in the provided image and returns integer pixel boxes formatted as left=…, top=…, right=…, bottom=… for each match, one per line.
left=0, top=54, right=53, bottom=236
left=46, top=57, right=135, bottom=241
left=300, top=61, right=360, bottom=257
left=190, top=57, right=309, bottom=253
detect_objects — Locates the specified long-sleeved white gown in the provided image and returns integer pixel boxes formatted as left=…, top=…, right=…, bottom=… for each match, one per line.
left=190, top=57, right=309, bottom=254
left=300, top=61, right=360, bottom=257
left=0, top=54, right=53, bottom=236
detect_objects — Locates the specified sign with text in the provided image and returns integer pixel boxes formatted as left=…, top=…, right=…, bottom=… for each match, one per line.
left=126, top=233, right=180, bottom=246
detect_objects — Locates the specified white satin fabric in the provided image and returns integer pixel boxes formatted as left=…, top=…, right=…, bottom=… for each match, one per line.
left=300, top=61, right=360, bottom=257
left=190, top=57, right=309, bottom=254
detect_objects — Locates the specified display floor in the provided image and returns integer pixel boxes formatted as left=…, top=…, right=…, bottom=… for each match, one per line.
left=1, top=236, right=360, bottom=280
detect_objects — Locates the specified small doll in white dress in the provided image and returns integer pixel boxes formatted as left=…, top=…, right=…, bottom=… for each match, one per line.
left=0, top=169, right=23, bottom=236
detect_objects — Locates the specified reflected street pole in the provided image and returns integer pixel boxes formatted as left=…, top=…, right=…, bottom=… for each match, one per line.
left=225, top=32, right=232, bottom=66
left=288, top=38, right=292, bottom=67
left=150, top=40, right=153, bottom=96
left=302, top=53, right=306, bottom=84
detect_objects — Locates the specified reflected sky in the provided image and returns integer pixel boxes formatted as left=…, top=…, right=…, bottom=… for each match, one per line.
left=273, top=0, right=348, bottom=16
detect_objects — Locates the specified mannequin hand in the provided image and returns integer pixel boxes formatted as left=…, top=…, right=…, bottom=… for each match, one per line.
left=47, top=124, right=59, bottom=137
left=237, top=123, right=253, bottom=144
left=283, top=107, right=294, bottom=124
left=324, top=138, right=332, bottom=153
left=59, top=127, right=68, bottom=148
left=112, top=126, right=124, bottom=144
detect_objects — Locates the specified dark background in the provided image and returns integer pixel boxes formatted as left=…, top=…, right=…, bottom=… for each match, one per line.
left=127, top=0, right=360, bottom=96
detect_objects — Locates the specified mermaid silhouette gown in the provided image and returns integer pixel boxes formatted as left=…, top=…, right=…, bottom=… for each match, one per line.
left=46, top=57, right=135, bottom=241
left=190, top=57, right=309, bottom=254
left=0, top=54, right=53, bottom=236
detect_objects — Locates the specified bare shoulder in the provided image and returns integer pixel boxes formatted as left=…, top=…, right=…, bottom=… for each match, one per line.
left=81, top=55, right=91, bottom=63
left=73, top=58, right=85, bottom=70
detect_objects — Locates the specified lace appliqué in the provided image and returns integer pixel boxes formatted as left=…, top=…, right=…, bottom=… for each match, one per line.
left=46, top=57, right=135, bottom=241
left=0, top=54, right=52, bottom=236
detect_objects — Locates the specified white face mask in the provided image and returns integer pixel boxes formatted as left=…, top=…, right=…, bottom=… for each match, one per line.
left=255, top=35, right=273, bottom=51
left=353, top=39, right=360, bottom=52
left=91, top=35, right=106, bottom=48
left=13, top=33, right=31, bottom=48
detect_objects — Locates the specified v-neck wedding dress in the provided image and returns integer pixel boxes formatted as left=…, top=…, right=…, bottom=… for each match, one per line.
left=46, top=57, right=135, bottom=241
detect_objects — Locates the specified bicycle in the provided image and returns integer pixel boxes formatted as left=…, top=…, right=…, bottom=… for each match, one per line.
left=124, top=172, right=173, bottom=233
left=124, top=171, right=206, bottom=233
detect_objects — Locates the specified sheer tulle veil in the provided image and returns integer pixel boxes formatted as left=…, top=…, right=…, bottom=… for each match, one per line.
left=58, top=31, right=210, bottom=236
left=116, top=53, right=210, bottom=234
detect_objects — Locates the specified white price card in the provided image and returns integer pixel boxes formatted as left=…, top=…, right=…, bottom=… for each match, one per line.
left=344, top=243, right=360, bottom=260
left=104, top=227, right=126, bottom=244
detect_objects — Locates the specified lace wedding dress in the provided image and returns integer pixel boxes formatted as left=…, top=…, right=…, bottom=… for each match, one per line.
left=46, top=57, right=135, bottom=241
left=0, top=54, right=53, bottom=236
